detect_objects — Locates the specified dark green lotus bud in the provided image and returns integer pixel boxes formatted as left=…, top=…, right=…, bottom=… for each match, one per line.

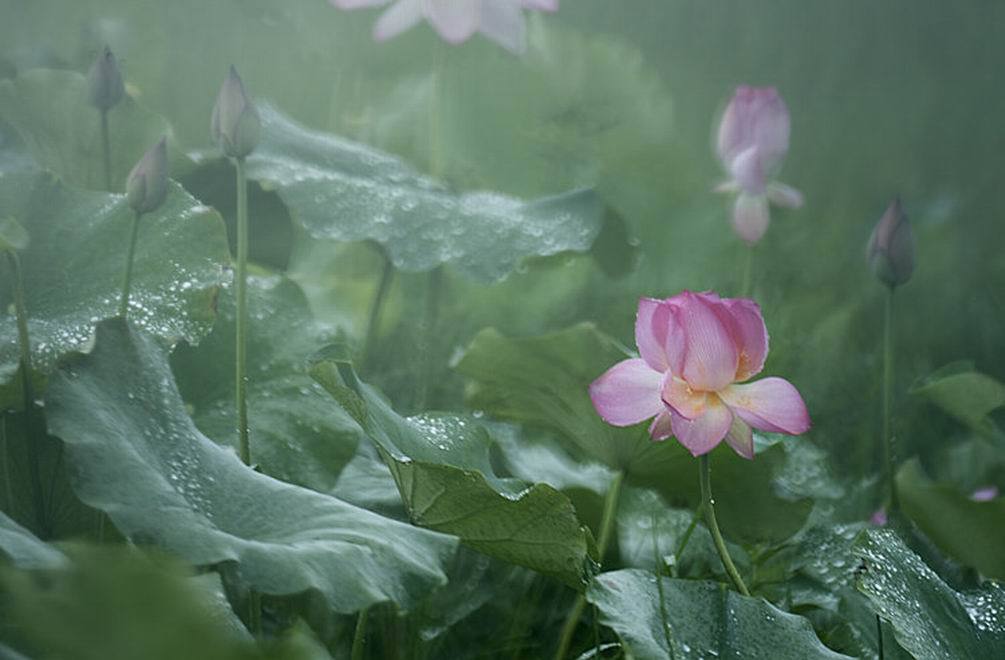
left=87, top=45, right=125, bottom=111
left=126, top=137, right=169, bottom=214
left=867, top=196, right=914, bottom=288
left=211, top=65, right=260, bottom=158
left=0, top=216, right=29, bottom=252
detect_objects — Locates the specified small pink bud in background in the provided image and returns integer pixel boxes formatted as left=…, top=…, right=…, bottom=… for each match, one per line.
left=125, top=137, right=169, bottom=214
left=86, top=45, right=125, bottom=112
left=870, top=508, right=888, bottom=526
left=211, top=66, right=261, bottom=159
left=714, top=86, right=802, bottom=245
left=867, top=197, right=915, bottom=289
left=971, top=486, right=999, bottom=502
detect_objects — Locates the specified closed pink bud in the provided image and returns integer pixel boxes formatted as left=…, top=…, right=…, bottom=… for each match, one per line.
left=867, top=197, right=915, bottom=288
left=86, top=45, right=125, bottom=112
left=125, top=137, right=169, bottom=214
left=211, top=66, right=260, bottom=159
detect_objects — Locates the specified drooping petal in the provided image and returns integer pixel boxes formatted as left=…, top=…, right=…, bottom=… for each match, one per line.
left=724, top=414, right=754, bottom=459
left=479, top=0, right=527, bottom=53
left=331, top=0, right=390, bottom=8
left=721, top=298, right=768, bottom=381
left=373, top=0, right=424, bottom=41
left=669, top=398, right=733, bottom=457
left=767, top=182, right=804, bottom=209
left=719, top=377, right=810, bottom=435
left=732, top=194, right=770, bottom=245
left=661, top=374, right=709, bottom=420
left=521, top=0, right=558, bottom=10
left=675, top=291, right=739, bottom=392
left=648, top=409, right=673, bottom=441
left=424, top=0, right=481, bottom=43
left=589, top=358, right=664, bottom=426
left=635, top=297, right=670, bottom=372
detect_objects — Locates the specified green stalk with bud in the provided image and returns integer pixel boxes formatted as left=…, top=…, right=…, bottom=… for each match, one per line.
left=120, top=137, right=169, bottom=317
left=87, top=46, right=125, bottom=192
left=211, top=65, right=261, bottom=469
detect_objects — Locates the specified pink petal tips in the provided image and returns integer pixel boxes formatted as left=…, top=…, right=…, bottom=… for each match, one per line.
left=714, top=86, right=802, bottom=245
left=590, top=291, right=811, bottom=460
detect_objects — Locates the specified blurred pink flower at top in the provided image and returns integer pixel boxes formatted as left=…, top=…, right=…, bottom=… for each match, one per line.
left=715, top=86, right=803, bottom=245
left=589, top=291, right=810, bottom=460
left=331, top=0, right=558, bottom=55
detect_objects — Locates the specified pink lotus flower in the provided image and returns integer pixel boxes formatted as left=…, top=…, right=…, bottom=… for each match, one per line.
left=589, top=291, right=810, bottom=459
left=331, top=0, right=558, bottom=54
left=715, top=86, right=803, bottom=245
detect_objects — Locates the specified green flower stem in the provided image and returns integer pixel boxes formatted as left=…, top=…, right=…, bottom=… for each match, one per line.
left=118, top=211, right=142, bottom=317
left=415, top=266, right=443, bottom=410
left=362, top=250, right=394, bottom=367
left=235, top=156, right=250, bottom=466
left=740, top=245, right=754, bottom=298
left=651, top=512, right=673, bottom=652
left=351, top=607, right=369, bottom=660
left=699, top=454, right=749, bottom=596
left=1, top=418, right=12, bottom=516
left=553, top=471, right=625, bottom=660
left=882, top=287, right=900, bottom=512
left=100, top=109, right=112, bottom=191
left=6, top=250, right=46, bottom=536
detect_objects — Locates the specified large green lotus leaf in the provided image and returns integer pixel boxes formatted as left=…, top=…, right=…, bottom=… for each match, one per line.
left=587, top=569, right=851, bottom=660
left=0, top=69, right=190, bottom=190
left=171, top=274, right=361, bottom=493
left=310, top=353, right=598, bottom=590
left=854, top=528, right=1005, bottom=660
left=0, top=511, right=66, bottom=570
left=896, top=459, right=1005, bottom=579
left=911, top=361, right=1005, bottom=435
left=43, top=319, right=457, bottom=613
left=0, top=169, right=229, bottom=410
left=454, top=324, right=812, bottom=543
left=222, top=103, right=608, bottom=283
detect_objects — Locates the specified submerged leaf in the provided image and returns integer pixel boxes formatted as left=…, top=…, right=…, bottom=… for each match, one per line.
left=224, top=103, right=610, bottom=282
left=310, top=354, right=598, bottom=589
left=44, top=319, right=457, bottom=613
left=0, top=169, right=229, bottom=410
left=587, top=569, right=850, bottom=660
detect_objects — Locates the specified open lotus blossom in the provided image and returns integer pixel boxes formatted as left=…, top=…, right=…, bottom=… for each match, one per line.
left=715, top=86, right=803, bottom=245
left=590, top=291, right=811, bottom=459
left=330, top=0, right=558, bottom=54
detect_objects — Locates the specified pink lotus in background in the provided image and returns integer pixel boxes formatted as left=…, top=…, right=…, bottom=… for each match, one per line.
left=971, top=486, right=999, bottom=502
left=715, top=86, right=803, bottom=245
left=331, top=0, right=558, bottom=54
left=590, top=291, right=810, bottom=459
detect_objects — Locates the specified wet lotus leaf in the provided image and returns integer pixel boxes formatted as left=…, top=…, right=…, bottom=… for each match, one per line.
left=44, top=319, right=458, bottom=613
left=224, top=103, right=609, bottom=283
left=0, top=510, right=67, bottom=569
left=310, top=352, right=598, bottom=590
left=911, top=361, right=1005, bottom=434
left=587, top=569, right=851, bottom=660
left=0, top=168, right=229, bottom=410
left=854, top=528, right=1005, bottom=660
left=0, top=69, right=190, bottom=190
left=171, top=274, right=362, bottom=493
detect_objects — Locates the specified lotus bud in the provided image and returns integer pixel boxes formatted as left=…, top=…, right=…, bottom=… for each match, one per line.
left=126, top=137, right=169, bottom=214
left=86, top=45, right=125, bottom=112
left=211, top=66, right=260, bottom=159
left=867, top=197, right=914, bottom=288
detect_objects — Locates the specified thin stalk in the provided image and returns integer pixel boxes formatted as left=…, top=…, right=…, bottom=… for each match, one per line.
left=100, top=109, right=112, bottom=191
left=671, top=504, right=703, bottom=576
left=235, top=157, right=250, bottom=466
left=699, top=454, right=749, bottom=596
left=882, top=288, right=899, bottom=512
left=248, top=590, right=262, bottom=635
left=118, top=211, right=142, bottom=316
left=740, top=245, right=754, bottom=298
left=6, top=251, right=46, bottom=536
left=553, top=471, right=625, bottom=660
left=876, top=614, right=885, bottom=660
left=415, top=266, right=443, bottom=410
left=651, top=512, right=673, bottom=655
left=1, top=418, right=12, bottom=515
left=363, top=252, right=394, bottom=366
left=351, top=607, right=369, bottom=660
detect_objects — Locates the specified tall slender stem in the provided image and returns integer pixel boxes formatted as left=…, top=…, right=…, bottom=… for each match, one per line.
left=363, top=252, right=394, bottom=367
left=415, top=266, right=443, bottom=410
left=100, top=110, right=112, bottom=191
left=1, top=418, right=13, bottom=516
left=651, top=512, right=673, bottom=654
left=882, top=288, right=899, bottom=511
left=554, top=471, right=625, bottom=660
left=351, top=607, right=370, bottom=660
left=234, top=157, right=251, bottom=466
left=740, top=245, right=754, bottom=298
left=6, top=251, right=46, bottom=536
left=699, top=454, right=749, bottom=596
left=118, top=211, right=142, bottom=317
